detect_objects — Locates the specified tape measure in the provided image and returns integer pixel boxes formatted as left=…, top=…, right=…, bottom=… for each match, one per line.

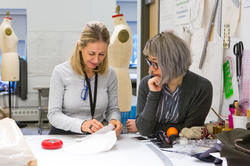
left=41, top=139, right=63, bottom=149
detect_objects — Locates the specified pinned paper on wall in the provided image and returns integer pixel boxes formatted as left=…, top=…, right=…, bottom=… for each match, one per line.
left=243, top=0, right=250, bottom=8
left=159, top=0, right=175, bottom=32
left=160, top=0, right=204, bottom=31
left=222, top=0, right=240, bottom=36
left=189, top=0, right=204, bottom=29
left=175, top=0, right=190, bottom=25
left=190, top=34, right=224, bottom=122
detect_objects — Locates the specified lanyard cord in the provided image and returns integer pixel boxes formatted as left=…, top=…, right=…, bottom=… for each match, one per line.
left=84, top=72, right=98, bottom=119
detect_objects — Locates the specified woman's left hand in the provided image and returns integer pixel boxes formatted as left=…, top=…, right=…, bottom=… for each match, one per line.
left=109, top=119, right=123, bottom=136
left=126, top=119, right=138, bottom=133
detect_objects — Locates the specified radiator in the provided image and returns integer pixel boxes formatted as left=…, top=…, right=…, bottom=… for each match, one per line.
left=12, top=107, right=39, bottom=122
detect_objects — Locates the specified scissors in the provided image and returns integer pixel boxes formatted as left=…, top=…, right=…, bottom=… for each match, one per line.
left=233, top=41, right=244, bottom=83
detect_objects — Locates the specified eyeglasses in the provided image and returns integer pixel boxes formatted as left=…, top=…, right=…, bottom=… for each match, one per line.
left=145, top=57, right=158, bottom=70
left=80, top=79, right=88, bottom=100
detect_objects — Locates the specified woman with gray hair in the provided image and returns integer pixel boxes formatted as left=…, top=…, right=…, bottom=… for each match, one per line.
left=135, top=32, right=212, bottom=136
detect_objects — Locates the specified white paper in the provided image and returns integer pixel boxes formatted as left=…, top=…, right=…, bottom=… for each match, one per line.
left=64, top=124, right=117, bottom=155
left=243, top=0, right=250, bottom=8
left=222, top=0, right=240, bottom=36
left=189, top=0, right=204, bottom=29
left=175, top=0, right=190, bottom=25
left=190, top=34, right=224, bottom=122
left=190, top=28, right=205, bottom=61
left=160, top=0, right=175, bottom=32
left=210, top=152, right=228, bottom=166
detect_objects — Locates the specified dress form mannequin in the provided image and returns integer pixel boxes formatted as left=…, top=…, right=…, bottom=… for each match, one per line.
left=108, top=6, right=133, bottom=112
left=0, top=12, right=19, bottom=81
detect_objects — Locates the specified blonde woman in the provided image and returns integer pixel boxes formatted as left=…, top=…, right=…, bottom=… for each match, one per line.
left=48, top=21, right=122, bottom=136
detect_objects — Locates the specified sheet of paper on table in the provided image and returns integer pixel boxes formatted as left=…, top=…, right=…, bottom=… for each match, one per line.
left=64, top=124, right=117, bottom=155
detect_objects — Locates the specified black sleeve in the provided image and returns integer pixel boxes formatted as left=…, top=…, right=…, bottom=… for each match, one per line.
left=135, top=77, right=161, bottom=136
left=183, top=80, right=213, bottom=128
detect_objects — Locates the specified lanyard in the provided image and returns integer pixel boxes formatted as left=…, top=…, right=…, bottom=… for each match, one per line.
left=84, top=72, right=98, bottom=119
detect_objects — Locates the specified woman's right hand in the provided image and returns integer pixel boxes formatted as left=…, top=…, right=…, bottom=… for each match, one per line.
left=81, top=119, right=104, bottom=133
left=148, top=76, right=162, bottom=92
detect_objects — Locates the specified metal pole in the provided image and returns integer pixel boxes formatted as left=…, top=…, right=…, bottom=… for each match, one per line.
left=8, top=81, right=11, bottom=118
left=199, top=0, right=219, bottom=69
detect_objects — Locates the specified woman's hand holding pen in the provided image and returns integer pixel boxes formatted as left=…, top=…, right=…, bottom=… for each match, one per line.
left=81, top=119, right=104, bottom=134
left=148, top=76, right=162, bottom=92
left=109, top=119, right=123, bottom=136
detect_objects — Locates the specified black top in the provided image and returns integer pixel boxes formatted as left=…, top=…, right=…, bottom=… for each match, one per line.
left=136, top=71, right=213, bottom=136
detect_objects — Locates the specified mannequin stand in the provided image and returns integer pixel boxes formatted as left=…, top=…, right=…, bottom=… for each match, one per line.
left=8, top=81, right=26, bottom=128
left=8, top=81, right=11, bottom=118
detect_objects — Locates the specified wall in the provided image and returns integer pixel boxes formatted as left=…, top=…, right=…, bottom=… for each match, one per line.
left=221, top=0, right=250, bottom=116
left=0, top=0, right=116, bottom=108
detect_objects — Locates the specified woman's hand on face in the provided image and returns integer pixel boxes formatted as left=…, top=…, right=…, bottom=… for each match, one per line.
left=148, top=76, right=162, bottom=92
left=126, top=119, right=138, bottom=133
left=81, top=119, right=104, bottom=134
left=109, top=119, right=123, bottom=136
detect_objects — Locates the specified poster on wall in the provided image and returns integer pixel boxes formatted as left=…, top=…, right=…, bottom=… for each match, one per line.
left=175, top=0, right=190, bottom=25
left=159, top=0, right=175, bottom=32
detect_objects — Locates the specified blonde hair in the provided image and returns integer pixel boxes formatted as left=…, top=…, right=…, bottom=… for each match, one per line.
left=70, top=21, right=110, bottom=76
left=143, top=31, right=191, bottom=84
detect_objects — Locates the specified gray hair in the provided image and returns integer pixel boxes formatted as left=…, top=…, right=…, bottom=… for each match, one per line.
left=143, top=31, right=192, bottom=84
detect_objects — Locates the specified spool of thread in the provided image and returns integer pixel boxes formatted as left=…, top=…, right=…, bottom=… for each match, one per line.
left=247, top=109, right=250, bottom=118
left=229, top=104, right=235, bottom=128
left=234, top=101, right=239, bottom=115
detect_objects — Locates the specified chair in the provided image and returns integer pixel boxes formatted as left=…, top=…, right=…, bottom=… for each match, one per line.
left=34, top=87, right=49, bottom=134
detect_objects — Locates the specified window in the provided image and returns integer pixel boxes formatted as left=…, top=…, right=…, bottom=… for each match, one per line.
left=116, top=0, right=137, bottom=68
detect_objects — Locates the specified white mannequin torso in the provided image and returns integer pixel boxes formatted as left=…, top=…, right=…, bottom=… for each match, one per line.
left=108, top=14, right=133, bottom=112
left=0, top=16, right=19, bottom=81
